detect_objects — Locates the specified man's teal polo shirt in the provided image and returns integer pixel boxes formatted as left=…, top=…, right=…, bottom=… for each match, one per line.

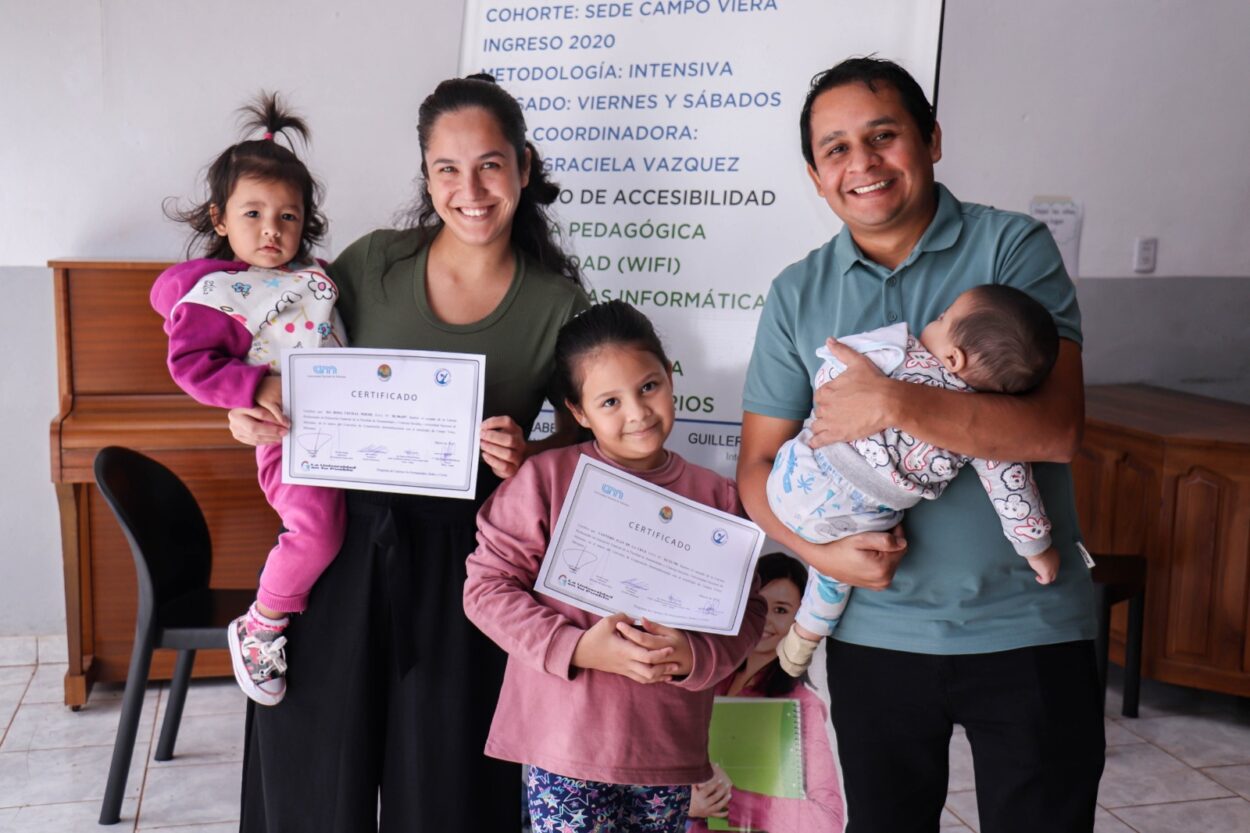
left=743, top=183, right=1095, bottom=655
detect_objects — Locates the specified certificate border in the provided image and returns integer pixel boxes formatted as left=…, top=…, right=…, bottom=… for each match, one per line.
left=538, top=455, right=764, bottom=635
left=281, top=347, right=485, bottom=498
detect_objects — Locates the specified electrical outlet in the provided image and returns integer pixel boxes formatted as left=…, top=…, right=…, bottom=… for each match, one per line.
left=1133, top=237, right=1157, bottom=273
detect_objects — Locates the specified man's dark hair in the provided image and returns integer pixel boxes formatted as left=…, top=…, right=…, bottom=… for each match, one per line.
left=800, top=56, right=937, bottom=168
left=949, top=285, right=1060, bottom=394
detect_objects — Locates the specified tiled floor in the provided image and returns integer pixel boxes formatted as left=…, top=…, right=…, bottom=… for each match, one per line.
left=0, top=635, right=242, bottom=832
left=3, top=634, right=1250, bottom=832
left=937, top=664, right=1250, bottom=832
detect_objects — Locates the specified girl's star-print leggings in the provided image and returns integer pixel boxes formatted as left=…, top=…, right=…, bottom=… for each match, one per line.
left=527, top=765, right=691, bottom=833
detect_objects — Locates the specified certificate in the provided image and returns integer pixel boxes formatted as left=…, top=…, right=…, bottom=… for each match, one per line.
left=281, top=347, right=485, bottom=498
left=535, top=456, right=765, bottom=635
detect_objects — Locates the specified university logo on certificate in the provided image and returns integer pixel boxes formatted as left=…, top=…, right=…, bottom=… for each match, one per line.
left=535, top=456, right=765, bottom=635
left=280, top=347, right=486, bottom=498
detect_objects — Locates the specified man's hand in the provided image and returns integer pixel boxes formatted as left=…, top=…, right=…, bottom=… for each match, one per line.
left=738, top=412, right=907, bottom=590
left=807, top=338, right=898, bottom=449
left=812, top=339, right=1085, bottom=464
left=228, top=377, right=290, bottom=447
left=805, top=526, right=909, bottom=590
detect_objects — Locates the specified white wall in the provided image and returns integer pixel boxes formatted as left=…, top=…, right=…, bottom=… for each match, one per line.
left=7, top=0, right=1248, bottom=277
left=0, top=1, right=462, bottom=264
left=936, top=0, right=1250, bottom=279
left=933, top=0, right=1250, bottom=404
left=0, top=0, right=463, bottom=635
left=4, top=0, right=1250, bottom=635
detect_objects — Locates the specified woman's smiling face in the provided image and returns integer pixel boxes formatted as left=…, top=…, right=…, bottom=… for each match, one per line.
left=423, top=106, right=530, bottom=250
left=754, top=577, right=802, bottom=658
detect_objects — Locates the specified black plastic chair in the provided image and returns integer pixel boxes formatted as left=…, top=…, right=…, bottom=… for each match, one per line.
left=1091, top=552, right=1147, bottom=718
left=93, top=446, right=254, bottom=825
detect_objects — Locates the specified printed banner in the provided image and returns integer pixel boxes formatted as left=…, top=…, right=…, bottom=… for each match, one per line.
left=462, top=0, right=942, bottom=476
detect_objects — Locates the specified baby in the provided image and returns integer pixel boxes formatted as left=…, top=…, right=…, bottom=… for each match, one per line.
left=770, top=284, right=1061, bottom=676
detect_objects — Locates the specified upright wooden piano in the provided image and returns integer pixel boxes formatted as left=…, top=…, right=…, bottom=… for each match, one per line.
left=49, top=259, right=279, bottom=707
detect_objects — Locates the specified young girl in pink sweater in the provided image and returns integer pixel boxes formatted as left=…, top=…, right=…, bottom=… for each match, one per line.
left=464, top=301, right=766, bottom=832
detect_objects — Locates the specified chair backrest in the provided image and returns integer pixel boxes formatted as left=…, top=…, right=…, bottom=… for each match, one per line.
left=93, top=447, right=213, bottom=618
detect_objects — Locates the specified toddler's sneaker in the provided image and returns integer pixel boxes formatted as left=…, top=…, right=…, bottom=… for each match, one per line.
left=227, top=604, right=289, bottom=706
left=776, top=624, right=820, bottom=678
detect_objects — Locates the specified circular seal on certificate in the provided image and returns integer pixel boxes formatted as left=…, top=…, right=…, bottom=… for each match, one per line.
left=434, top=368, right=451, bottom=386
left=376, top=364, right=392, bottom=381
left=711, top=528, right=728, bottom=546
left=658, top=505, right=674, bottom=523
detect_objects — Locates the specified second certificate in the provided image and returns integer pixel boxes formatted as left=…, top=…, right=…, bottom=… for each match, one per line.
left=536, top=456, right=764, bottom=635
left=281, top=347, right=485, bottom=498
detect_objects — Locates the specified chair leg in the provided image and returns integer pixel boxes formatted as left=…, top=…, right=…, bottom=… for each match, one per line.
left=99, top=628, right=155, bottom=825
left=155, top=649, right=196, bottom=761
left=1093, top=584, right=1109, bottom=713
left=1122, top=590, right=1144, bottom=718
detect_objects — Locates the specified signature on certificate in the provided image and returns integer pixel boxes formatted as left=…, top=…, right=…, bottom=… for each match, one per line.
left=435, top=440, right=458, bottom=465
left=699, top=599, right=722, bottom=616
left=621, top=577, right=649, bottom=595
left=662, top=594, right=687, bottom=611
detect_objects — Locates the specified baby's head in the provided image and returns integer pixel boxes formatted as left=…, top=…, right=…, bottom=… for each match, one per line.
left=919, top=285, right=1059, bottom=393
left=168, top=92, right=325, bottom=268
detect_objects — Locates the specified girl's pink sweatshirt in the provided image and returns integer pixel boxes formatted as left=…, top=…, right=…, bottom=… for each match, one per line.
left=464, top=441, right=766, bottom=785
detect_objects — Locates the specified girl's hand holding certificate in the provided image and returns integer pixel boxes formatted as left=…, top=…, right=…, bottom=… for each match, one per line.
left=572, top=612, right=692, bottom=684
left=616, top=617, right=694, bottom=677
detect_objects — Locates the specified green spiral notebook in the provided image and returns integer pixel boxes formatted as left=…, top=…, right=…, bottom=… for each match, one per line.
left=705, top=696, right=805, bottom=830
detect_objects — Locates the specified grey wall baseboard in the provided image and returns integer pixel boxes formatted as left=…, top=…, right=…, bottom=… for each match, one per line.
left=1078, top=276, right=1250, bottom=406
left=0, top=265, right=64, bottom=635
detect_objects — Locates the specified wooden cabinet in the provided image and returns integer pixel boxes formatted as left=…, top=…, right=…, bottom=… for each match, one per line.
left=1073, top=385, right=1250, bottom=697
left=50, top=260, right=280, bottom=706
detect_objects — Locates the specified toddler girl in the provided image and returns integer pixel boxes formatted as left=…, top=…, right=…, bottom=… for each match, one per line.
left=150, top=93, right=346, bottom=706
left=463, top=301, right=765, bottom=833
